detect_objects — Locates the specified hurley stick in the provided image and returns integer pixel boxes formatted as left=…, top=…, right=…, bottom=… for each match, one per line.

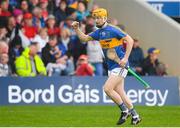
left=107, top=48, right=150, bottom=89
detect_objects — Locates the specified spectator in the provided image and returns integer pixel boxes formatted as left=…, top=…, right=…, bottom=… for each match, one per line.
left=22, top=12, right=37, bottom=39
left=54, top=0, right=68, bottom=25
left=75, top=54, right=94, bottom=76
left=58, top=28, right=75, bottom=58
left=42, top=35, right=68, bottom=76
left=15, top=42, right=47, bottom=77
left=85, top=16, right=95, bottom=34
left=129, top=38, right=144, bottom=75
left=20, top=0, right=29, bottom=13
left=32, top=7, right=46, bottom=29
left=47, top=0, right=55, bottom=14
left=9, top=0, right=20, bottom=9
left=68, top=34, right=87, bottom=67
left=76, top=1, right=89, bottom=22
left=156, top=62, right=167, bottom=76
left=60, top=16, right=77, bottom=43
left=6, top=16, right=16, bottom=38
left=0, top=26, right=8, bottom=41
left=13, top=8, right=23, bottom=25
left=10, top=17, right=31, bottom=48
left=67, top=0, right=77, bottom=6
left=42, top=35, right=58, bottom=66
left=86, top=27, right=103, bottom=76
left=68, top=0, right=78, bottom=9
left=0, top=40, right=9, bottom=54
left=87, top=39, right=103, bottom=76
left=0, top=15, right=7, bottom=30
left=58, top=28, right=75, bottom=75
left=29, top=0, right=39, bottom=12
left=33, top=28, right=49, bottom=54
left=39, top=0, right=49, bottom=20
left=0, top=53, right=9, bottom=76
left=46, top=14, right=60, bottom=36
left=141, top=47, right=166, bottom=76
left=85, top=15, right=95, bottom=26
left=66, top=7, right=77, bottom=20
left=62, top=17, right=75, bottom=35
left=0, top=0, right=11, bottom=17
left=30, top=0, right=39, bottom=5
left=55, top=0, right=61, bottom=8
left=9, top=35, right=24, bottom=74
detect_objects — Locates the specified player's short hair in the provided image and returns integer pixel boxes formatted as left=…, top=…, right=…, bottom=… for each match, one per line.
left=92, top=8, right=108, bottom=18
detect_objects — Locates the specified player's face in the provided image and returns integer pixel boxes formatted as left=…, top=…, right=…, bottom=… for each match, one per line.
left=94, top=17, right=106, bottom=27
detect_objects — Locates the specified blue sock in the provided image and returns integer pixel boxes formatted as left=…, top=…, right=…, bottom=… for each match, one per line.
left=118, top=103, right=128, bottom=112
left=129, top=108, right=138, bottom=117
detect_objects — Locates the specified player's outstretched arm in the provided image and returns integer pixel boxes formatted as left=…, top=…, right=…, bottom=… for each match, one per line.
left=71, top=21, right=93, bottom=42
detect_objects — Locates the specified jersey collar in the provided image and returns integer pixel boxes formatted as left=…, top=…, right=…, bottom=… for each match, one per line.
left=102, top=22, right=108, bottom=28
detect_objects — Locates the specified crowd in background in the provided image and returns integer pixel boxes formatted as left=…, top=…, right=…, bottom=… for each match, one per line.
left=0, top=0, right=167, bottom=77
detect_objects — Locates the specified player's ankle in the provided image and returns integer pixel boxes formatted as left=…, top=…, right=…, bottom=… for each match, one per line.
left=118, top=102, right=128, bottom=112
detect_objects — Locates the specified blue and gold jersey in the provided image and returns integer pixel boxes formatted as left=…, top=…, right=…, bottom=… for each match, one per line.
left=89, top=24, right=128, bottom=70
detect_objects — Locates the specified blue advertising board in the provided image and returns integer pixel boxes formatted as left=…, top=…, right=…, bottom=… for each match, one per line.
left=147, top=0, right=180, bottom=17
left=0, top=76, right=179, bottom=106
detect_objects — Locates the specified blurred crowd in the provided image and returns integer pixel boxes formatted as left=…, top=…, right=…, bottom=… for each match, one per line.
left=0, top=0, right=167, bottom=77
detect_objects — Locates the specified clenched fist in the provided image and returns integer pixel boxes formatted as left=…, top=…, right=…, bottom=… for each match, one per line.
left=71, top=21, right=79, bottom=30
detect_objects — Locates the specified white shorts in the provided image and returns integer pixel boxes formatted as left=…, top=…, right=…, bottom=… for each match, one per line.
left=108, top=67, right=128, bottom=78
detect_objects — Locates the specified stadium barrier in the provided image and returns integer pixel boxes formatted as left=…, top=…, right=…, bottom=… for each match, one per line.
left=0, top=76, right=179, bottom=106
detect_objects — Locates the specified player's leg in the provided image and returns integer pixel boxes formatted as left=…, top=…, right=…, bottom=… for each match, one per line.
left=103, top=74, right=129, bottom=125
left=108, top=77, right=130, bottom=125
left=114, top=79, right=141, bottom=125
left=103, top=75, right=124, bottom=105
left=114, top=79, right=133, bottom=109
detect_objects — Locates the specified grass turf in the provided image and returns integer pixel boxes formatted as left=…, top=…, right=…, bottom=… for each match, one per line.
left=0, top=106, right=180, bottom=127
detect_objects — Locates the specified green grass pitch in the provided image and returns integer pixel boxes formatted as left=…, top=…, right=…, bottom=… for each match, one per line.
left=0, top=106, right=180, bottom=127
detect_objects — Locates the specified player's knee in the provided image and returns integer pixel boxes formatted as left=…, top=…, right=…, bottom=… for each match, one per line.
left=103, top=85, right=113, bottom=94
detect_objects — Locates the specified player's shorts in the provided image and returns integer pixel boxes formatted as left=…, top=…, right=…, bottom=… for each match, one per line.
left=108, top=67, right=128, bottom=78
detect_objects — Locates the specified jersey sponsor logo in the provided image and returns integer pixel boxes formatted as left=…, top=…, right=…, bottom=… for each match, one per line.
left=100, top=42, right=110, bottom=48
left=99, top=38, right=123, bottom=49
